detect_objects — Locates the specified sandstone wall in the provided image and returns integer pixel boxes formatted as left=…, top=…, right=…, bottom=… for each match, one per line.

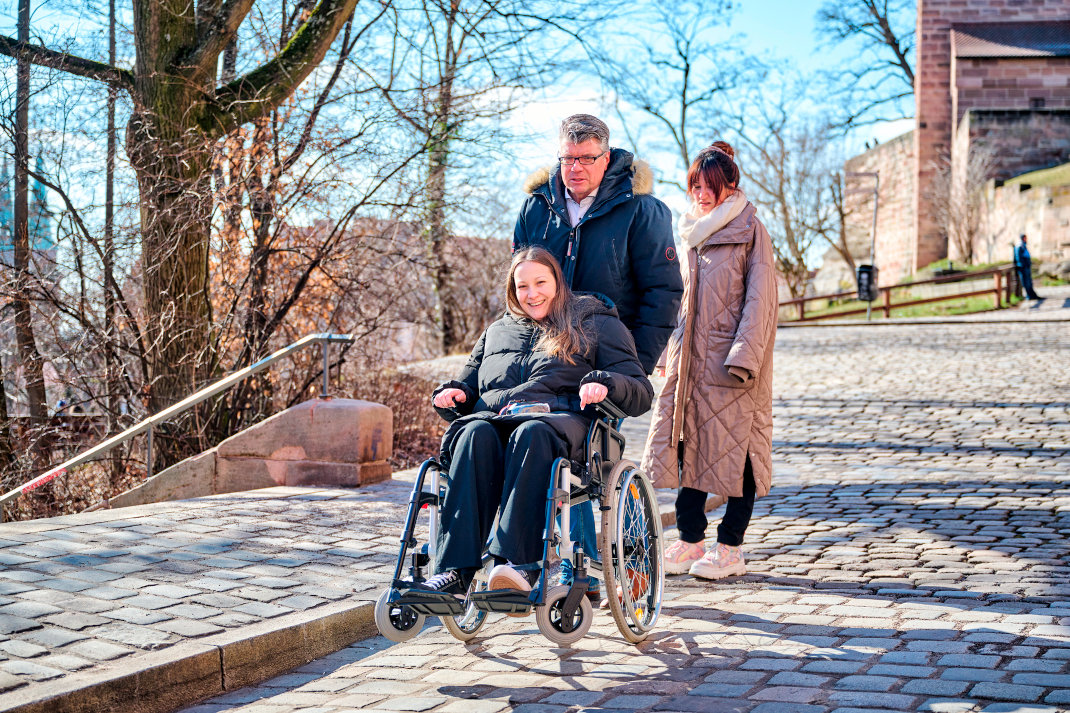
left=953, top=56, right=1070, bottom=128
left=914, top=0, right=1069, bottom=271
left=962, top=109, right=1070, bottom=182
left=983, top=182, right=1070, bottom=265
left=840, top=131, right=917, bottom=287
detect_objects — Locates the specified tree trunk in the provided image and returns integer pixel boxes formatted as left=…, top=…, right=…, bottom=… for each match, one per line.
left=425, top=132, right=457, bottom=355
left=425, top=14, right=460, bottom=355
left=12, top=0, right=47, bottom=468
left=0, top=369, right=14, bottom=474
left=126, top=106, right=215, bottom=453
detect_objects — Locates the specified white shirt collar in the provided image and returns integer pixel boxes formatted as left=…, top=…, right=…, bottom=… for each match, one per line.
left=565, top=186, right=598, bottom=227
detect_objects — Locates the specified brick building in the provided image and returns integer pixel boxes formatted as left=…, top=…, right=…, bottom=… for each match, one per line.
left=829, top=2, right=1070, bottom=290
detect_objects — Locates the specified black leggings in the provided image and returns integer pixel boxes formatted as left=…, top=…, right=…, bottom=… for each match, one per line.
left=675, top=456, right=755, bottom=547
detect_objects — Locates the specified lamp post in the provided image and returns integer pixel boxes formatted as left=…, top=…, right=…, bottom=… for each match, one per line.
left=846, top=171, right=880, bottom=320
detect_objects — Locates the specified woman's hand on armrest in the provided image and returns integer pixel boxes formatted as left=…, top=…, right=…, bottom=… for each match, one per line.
left=434, top=388, right=468, bottom=409
left=579, top=382, right=608, bottom=410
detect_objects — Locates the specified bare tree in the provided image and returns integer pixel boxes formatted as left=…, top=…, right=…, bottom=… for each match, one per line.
left=930, top=143, right=996, bottom=265
left=10, top=0, right=48, bottom=468
left=366, top=0, right=605, bottom=354
left=816, top=0, right=915, bottom=129
left=595, top=1, right=749, bottom=191
left=0, top=0, right=361, bottom=416
left=731, top=82, right=833, bottom=298
left=820, top=172, right=857, bottom=274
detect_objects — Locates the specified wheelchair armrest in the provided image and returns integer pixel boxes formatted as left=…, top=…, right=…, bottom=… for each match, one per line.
left=593, top=399, right=626, bottom=421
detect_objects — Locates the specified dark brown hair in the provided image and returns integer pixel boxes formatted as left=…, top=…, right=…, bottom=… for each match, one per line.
left=686, top=141, right=740, bottom=200
left=506, top=247, right=590, bottom=364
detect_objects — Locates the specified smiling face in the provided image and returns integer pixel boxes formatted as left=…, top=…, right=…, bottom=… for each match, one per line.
left=513, top=260, right=558, bottom=322
left=559, top=138, right=609, bottom=202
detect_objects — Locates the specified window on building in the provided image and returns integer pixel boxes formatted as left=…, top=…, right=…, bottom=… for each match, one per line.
left=1030, top=97, right=1045, bottom=109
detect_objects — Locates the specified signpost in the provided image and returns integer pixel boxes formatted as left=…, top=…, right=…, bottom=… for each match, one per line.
left=846, top=171, right=880, bottom=320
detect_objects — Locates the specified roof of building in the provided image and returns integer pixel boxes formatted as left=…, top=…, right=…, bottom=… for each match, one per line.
left=952, top=21, right=1070, bottom=58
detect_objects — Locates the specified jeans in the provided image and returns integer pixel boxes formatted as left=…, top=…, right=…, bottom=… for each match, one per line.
left=560, top=500, right=601, bottom=588
left=676, top=456, right=755, bottom=546
left=1017, top=266, right=1040, bottom=300
left=436, top=419, right=567, bottom=572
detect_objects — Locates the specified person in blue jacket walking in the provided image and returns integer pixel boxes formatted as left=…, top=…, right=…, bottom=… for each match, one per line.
left=1014, top=234, right=1041, bottom=300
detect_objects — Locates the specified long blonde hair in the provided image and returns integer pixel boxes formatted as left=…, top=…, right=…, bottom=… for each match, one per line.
left=506, top=247, right=591, bottom=364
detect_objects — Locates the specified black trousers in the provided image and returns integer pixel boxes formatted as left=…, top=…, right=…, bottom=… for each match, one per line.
left=436, top=419, right=567, bottom=572
left=675, top=455, right=755, bottom=547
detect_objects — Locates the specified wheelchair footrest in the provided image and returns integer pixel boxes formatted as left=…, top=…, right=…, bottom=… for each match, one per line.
left=395, top=589, right=465, bottom=617
left=469, top=589, right=534, bottom=614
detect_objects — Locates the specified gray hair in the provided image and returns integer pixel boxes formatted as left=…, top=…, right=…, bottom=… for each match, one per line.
left=559, top=114, right=609, bottom=151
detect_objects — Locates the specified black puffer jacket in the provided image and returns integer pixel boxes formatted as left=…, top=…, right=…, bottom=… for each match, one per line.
left=433, top=295, right=653, bottom=462
left=513, top=149, right=683, bottom=374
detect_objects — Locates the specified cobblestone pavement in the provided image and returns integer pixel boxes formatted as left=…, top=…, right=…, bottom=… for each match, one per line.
left=0, top=485, right=412, bottom=698
left=1, top=316, right=1067, bottom=712
left=172, top=319, right=1069, bottom=713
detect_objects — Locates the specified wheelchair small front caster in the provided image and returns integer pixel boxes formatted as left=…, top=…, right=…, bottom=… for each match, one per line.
left=536, top=584, right=592, bottom=646
left=374, top=588, right=425, bottom=643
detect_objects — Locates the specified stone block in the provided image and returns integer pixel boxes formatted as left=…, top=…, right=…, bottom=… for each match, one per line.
left=217, top=398, right=391, bottom=464
left=109, top=450, right=216, bottom=509
left=215, top=457, right=390, bottom=491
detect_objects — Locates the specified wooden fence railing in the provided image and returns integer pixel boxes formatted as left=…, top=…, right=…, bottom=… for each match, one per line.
left=780, top=265, right=1018, bottom=322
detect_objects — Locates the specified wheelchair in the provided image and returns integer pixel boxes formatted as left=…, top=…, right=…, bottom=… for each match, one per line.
left=374, top=401, right=665, bottom=646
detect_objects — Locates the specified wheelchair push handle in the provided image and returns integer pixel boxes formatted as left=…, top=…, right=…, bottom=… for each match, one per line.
left=593, top=399, right=626, bottom=421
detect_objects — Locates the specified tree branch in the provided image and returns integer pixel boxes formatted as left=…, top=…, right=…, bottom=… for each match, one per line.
left=206, top=0, right=359, bottom=135
left=183, top=0, right=256, bottom=85
left=0, top=36, right=133, bottom=91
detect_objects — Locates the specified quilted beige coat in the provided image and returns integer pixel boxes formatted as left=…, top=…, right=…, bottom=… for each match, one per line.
left=641, top=201, right=778, bottom=498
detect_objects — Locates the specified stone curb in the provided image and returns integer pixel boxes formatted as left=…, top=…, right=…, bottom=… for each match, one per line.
left=0, top=483, right=718, bottom=713
left=0, top=600, right=376, bottom=713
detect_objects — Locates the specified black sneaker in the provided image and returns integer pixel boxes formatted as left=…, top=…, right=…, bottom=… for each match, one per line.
left=411, top=569, right=468, bottom=599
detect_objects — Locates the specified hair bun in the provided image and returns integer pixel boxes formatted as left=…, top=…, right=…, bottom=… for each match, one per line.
left=711, top=141, right=735, bottom=160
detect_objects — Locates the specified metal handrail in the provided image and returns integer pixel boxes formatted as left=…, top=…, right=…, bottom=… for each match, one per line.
left=0, top=332, right=354, bottom=516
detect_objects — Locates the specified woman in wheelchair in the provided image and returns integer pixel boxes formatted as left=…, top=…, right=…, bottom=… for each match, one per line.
left=409, top=246, right=653, bottom=600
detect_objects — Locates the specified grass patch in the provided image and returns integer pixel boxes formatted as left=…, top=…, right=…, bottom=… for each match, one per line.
left=1004, top=161, right=1070, bottom=189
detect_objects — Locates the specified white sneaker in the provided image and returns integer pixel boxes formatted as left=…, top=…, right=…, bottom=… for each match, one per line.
left=688, top=543, right=746, bottom=580
left=488, top=564, right=534, bottom=593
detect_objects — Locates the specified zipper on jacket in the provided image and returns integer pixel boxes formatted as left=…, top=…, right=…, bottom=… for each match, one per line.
left=521, top=324, right=539, bottom=382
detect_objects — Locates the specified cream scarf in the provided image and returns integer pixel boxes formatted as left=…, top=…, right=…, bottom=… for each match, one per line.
left=677, top=189, right=748, bottom=250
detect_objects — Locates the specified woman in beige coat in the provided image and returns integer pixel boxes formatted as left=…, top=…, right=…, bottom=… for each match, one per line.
left=641, top=141, right=777, bottom=580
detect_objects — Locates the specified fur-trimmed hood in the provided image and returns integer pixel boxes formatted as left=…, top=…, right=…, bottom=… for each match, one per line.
left=512, top=146, right=682, bottom=374
left=522, top=152, right=655, bottom=196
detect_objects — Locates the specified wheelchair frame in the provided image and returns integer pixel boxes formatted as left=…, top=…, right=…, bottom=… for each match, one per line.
left=374, top=402, right=664, bottom=646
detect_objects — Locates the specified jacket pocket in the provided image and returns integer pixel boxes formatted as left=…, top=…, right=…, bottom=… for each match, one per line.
left=703, top=333, right=750, bottom=389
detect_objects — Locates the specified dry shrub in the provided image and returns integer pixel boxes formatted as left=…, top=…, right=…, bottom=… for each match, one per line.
left=348, top=369, right=446, bottom=470
left=1, top=456, right=146, bottom=522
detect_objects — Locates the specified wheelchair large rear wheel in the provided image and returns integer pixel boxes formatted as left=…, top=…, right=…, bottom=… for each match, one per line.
left=600, top=461, right=664, bottom=643
left=442, top=568, right=489, bottom=641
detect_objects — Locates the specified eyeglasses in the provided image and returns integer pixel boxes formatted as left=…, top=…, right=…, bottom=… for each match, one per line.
left=558, top=151, right=606, bottom=166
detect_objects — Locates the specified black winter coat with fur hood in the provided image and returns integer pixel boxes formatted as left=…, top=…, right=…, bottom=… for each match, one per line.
left=513, top=148, right=683, bottom=374
left=433, top=294, right=653, bottom=463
